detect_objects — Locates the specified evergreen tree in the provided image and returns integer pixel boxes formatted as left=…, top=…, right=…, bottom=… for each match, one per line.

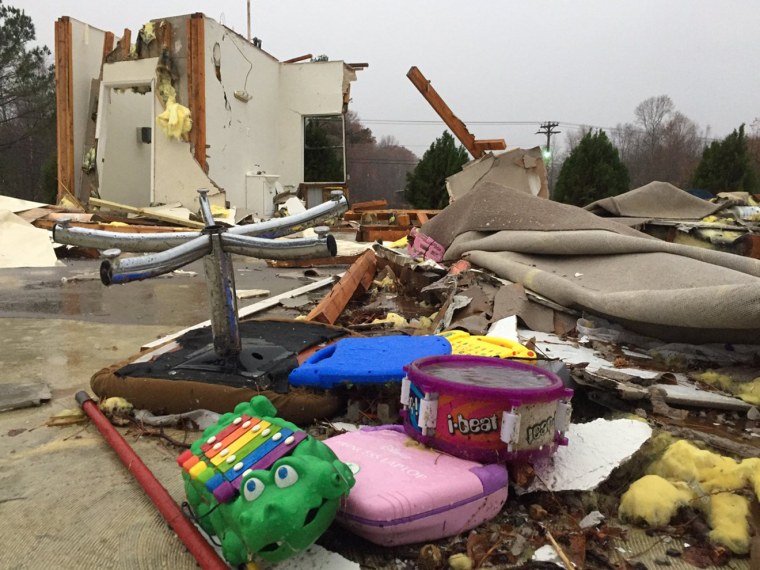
left=404, top=131, right=468, bottom=208
left=0, top=1, right=56, bottom=200
left=303, top=116, right=344, bottom=182
left=691, top=124, right=759, bottom=194
left=554, top=129, right=629, bottom=206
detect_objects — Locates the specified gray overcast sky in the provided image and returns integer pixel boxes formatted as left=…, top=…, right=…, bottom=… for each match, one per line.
left=16, top=0, right=760, bottom=155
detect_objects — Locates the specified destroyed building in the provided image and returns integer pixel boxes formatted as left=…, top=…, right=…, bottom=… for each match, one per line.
left=54, top=13, right=358, bottom=216
left=1, top=12, right=759, bottom=570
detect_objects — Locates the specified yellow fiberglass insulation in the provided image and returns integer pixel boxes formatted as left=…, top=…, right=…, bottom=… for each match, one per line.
left=696, top=370, right=760, bottom=406
left=371, top=312, right=408, bottom=327
left=618, top=474, right=695, bottom=527
left=706, top=492, right=750, bottom=554
left=156, top=97, right=192, bottom=140
left=619, top=439, right=760, bottom=554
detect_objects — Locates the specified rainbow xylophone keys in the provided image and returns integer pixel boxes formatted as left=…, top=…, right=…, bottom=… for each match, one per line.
left=177, top=413, right=307, bottom=503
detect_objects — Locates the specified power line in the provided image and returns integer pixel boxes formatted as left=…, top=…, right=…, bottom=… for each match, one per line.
left=536, top=121, right=561, bottom=152
left=358, top=118, right=722, bottom=142
left=361, top=119, right=542, bottom=126
left=349, top=159, right=419, bottom=165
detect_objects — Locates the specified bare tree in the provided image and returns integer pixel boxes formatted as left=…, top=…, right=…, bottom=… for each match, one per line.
left=634, top=95, right=674, bottom=142
left=660, top=112, right=702, bottom=185
left=615, top=96, right=702, bottom=188
left=345, top=114, right=418, bottom=207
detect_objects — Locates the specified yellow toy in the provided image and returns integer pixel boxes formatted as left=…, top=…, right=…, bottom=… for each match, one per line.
left=438, top=330, right=536, bottom=360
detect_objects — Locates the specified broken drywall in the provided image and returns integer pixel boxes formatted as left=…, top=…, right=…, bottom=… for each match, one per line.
left=524, top=418, right=653, bottom=493
left=0, top=196, right=48, bottom=213
left=446, top=147, right=549, bottom=202
left=0, top=210, right=61, bottom=268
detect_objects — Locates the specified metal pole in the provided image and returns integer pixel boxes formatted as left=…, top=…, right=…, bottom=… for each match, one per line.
left=247, top=0, right=251, bottom=41
left=537, top=121, right=561, bottom=199
left=197, top=189, right=216, bottom=226
left=75, top=391, right=228, bottom=570
left=204, top=232, right=241, bottom=358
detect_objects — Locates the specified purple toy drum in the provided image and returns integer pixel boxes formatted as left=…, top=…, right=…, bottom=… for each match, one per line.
left=401, top=355, right=573, bottom=463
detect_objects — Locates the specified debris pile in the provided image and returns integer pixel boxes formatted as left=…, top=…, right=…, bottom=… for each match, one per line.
left=6, top=128, right=759, bottom=568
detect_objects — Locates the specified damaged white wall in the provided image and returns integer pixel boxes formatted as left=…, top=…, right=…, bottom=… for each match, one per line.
left=69, top=13, right=355, bottom=211
left=202, top=18, right=353, bottom=213
left=97, top=58, right=157, bottom=207
left=69, top=19, right=108, bottom=199
left=202, top=18, right=282, bottom=213
left=279, top=61, right=352, bottom=185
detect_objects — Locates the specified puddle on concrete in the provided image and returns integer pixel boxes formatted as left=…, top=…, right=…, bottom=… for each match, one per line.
left=0, top=318, right=169, bottom=391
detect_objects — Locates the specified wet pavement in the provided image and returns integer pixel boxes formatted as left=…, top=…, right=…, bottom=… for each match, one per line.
left=0, top=256, right=343, bottom=569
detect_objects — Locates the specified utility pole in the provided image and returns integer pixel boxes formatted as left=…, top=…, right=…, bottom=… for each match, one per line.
left=247, top=0, right=251, bottom=41
left=536, top=121, right=561, bottom=198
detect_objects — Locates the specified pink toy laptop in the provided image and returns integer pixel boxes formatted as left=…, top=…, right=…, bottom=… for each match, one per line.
left=324, top=426, right=508, bottom=546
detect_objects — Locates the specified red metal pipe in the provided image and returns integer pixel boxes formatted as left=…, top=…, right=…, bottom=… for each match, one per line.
left=76, top=391, right=228, bottom=570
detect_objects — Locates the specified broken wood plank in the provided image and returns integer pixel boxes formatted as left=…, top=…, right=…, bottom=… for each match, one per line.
left=284, top=53, right=312, bottom=63
left=359, top=228, right=410, bottom=242
left=306, top=249, right=376, bottom=324
left=157, top=20, right=173, bottom=52
left=55, top=17, right=75, bottom=203
left=343, top=209, right=439, bottom=222
left=141, top=274, right=342, bottom=350
left=34, top=219, right=197, bottom=233
left=265, top=254, right=362, bottom=268
left=88, top=198, right=206, bottom=229
left=16, top=207, right=67, bottom=224
left=407, top=66, right=505, bottom=159
left=188, top=14, right=207, bottom=171
left=0, top=383, right=52, bottom=413
left=473, top=139, right=509, bottom=153
left=120, top=28, right=131, bottom=59
left=656, top=423, right=760, bottom=459
left=78, top=78, right=101, bottom=204
left=102, top=31, right=115, bottom=64
left=351, top=199, right=388, bottom=211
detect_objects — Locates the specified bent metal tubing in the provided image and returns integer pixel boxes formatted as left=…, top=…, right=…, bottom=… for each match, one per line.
left=227, top=192, right=348, bottom=238
left=221, top=232, right=337, bottom=259
left=101, top=233, right=336, bottom=286
left=75, top=391, right=228, bottom=570
left=52, top=193, right=348, bottom=252
left=74, top=188, right=344, bottom=359
left=100, top=235, right=212, bottom=285
left=53, top=224, right=202, bottom=253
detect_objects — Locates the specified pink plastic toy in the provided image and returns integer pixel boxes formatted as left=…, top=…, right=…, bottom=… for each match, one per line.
left=324, top=426, right=508, bottom=546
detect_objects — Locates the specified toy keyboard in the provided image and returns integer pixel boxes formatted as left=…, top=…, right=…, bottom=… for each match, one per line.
left=177, top=414, right=307, bottom=503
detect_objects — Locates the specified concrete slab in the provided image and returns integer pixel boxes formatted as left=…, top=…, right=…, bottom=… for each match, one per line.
left=0, top=257, right=343, bottom=568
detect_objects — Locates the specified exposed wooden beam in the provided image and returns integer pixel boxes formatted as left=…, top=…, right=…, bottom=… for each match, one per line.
left=157, top=21, right=173, bottom=52
left=284, top=53, right=312, bottom=64
left=120, top=28, right=131, bottom=58
left=102, top=31, right=115, bottom=64
left=188, top=14, right=207, bottom=172
left=406, top=66, right=506, bottom=159
left=88, top=197, right=206, bottom=229
left=306, top=250, right=376, bottom=325
left=55, top=17, right=75, bottom=203
left=473, top=139, right=508, bottom=153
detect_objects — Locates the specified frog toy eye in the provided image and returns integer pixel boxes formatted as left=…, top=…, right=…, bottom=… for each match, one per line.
left=274, top=465, right=299, bottom=489
left=243, top=477, right=265, bottom=501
